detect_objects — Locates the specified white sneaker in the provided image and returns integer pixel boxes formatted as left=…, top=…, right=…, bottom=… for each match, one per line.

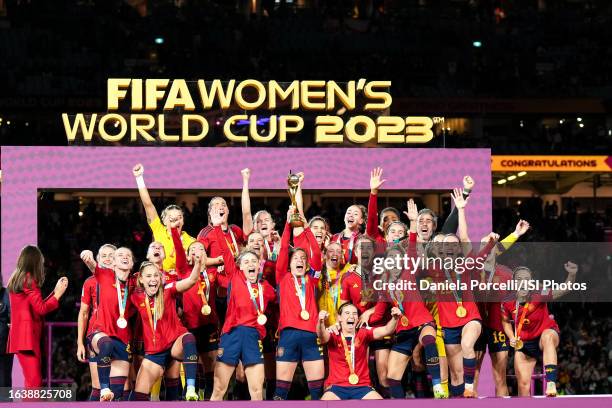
left=100, top=388, right=114, bottom=401
left=185, top=385, right=199, bottom=401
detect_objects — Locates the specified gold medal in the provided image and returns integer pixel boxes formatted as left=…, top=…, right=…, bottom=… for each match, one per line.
left=201, top=305, right=211, bottom=315
left=455, top=305, right=467, bottom=318
left=300, top=310, right=310, bottom=320
left=514, top=339, right=523, bottom=350
left=257, top=314, right=267, bottom=326
left=400, top=315, right=409, bottom=326
left=348, top=374, right=359, bottom=385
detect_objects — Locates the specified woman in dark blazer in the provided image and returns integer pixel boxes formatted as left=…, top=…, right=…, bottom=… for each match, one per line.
left=7, top=245, right=68, bottom=388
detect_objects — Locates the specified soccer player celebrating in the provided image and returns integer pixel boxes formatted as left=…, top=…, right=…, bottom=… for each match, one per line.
left=435, top=189, right=496, bottom=398
left=317, top=303, right=401, bottom=400
left=473, top=219, right=530, bottom=396
left=245, top=231, right=279, bottom=399
left=332, top=204, right=367, bottom=265
left=274, top=206, right=325, bottom=400
left=367, top=213, right=446, bottom=399
left=77, top=244, right=116, bottom=401
left=317, top=242, right=352, bottom=326
left=501, top=262, right=578, bottom=397
left=133, top=163, right=195, bottom=271
left=172, top=229, right=219, bottom=400
left=209, top=211, right=276, bottom=401
left=7, top=246, right=68, bottom=389
left=81, top=246, right=135, bottom=401
left=129, top=252, right=201, bottom=401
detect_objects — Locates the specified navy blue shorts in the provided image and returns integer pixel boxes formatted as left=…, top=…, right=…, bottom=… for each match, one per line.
left=189, top=324, right=219, bottom=353
left=86, top=333, right=130, bottom=362
left=485, top=328, right=509, bottom=353
left=217, top=326, right=263, bottom=366
left=370, top=336, right=392, bottom=352
left=442, top=320, right=482, bottom=345
left=327, top=385, right=375, bottom=400
left=517, top=338, right=541, bottom=359
left=517, top=329, right=559, bottom=359
left=276, top=328, right=324, bottom=362
left=145, top=349, right=174, bottom=367
left=391, top=322, right=435, bottom=356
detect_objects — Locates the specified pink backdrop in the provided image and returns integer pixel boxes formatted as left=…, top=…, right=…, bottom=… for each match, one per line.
left=0, top=146, right=492, bottom=392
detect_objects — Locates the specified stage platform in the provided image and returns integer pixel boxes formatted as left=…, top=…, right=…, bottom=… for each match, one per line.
left=1, top=395, right=611, bottom=406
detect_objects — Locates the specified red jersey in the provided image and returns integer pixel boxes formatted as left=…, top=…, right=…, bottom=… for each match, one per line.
left=276, top=222, right=320, bottom=333
left=197, top=223, right=245, bottom=275
left=91, top=266, right=134, bottom=345
left=214, top=225, right=276, bottom=339
left=433, top=241, right=495, bottom=328
left=366, top=193, right=386, bottom=244
left=130, top=283, right=187, bottom=353
left=340, top=271, right=370, bottom=314
left=81, top=276, right=98, bottom=336
left=325, top=328, right=375, bottom=388
left=173, top=228, right=219, bottom=329
left=501, top=297, right=559, bottom=341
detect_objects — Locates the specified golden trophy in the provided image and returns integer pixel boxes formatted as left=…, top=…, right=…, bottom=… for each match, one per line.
left=287, top=172, right=304, bottom=228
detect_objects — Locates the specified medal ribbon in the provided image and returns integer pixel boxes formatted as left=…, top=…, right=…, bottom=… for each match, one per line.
left=144, top=296, right=158, bottom=344
left=246, top=280, right=264, bottom=317
left=514, top=300, right=530, bottom=340
left=224, top=228, right=239, bottom=257
left=389, top=290, right=405, bottom=315
left=443, top=267, right=462, bottom=307
left=116, top=277, right=128, bottom=319
left=340, top=333, right=356, bottom=377
left=293, top=275, right=307, bottom=312
left=198, top=269, right=210, bottom=306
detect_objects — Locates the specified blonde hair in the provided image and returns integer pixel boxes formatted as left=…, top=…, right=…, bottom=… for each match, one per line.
left=7, top=245, right=45, bottom=293
left=138, top=262, right=165, bottom=318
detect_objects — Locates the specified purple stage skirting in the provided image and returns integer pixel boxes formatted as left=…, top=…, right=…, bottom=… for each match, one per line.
left=1, top=396, right=611, bottom=407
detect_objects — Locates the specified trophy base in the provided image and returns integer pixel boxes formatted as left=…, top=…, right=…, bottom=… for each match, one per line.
left=289, top=214, right=304, bottom=228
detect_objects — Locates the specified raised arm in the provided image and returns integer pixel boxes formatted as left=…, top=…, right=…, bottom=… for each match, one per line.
left=176, top=257, right=202, bottom=293
left=275, top=214, right=293, bottom=284
left=372, top=306, right=401, bottom=339
left=80, top=250, right=96, bottom=273
left=500, top=220, right=530, bottom=252
left=304, top=225, right=322, bottom=272
left=441, top=176, right=474, bottom=234
left=133, top=163, right=159, bottom=224
left=552, top=261, right=578, bottom=299
left=241, top=168, right=254, bottom=236
left=171, top=227, right=189, bottom=278
left=367, top=167, right=386, bottom=240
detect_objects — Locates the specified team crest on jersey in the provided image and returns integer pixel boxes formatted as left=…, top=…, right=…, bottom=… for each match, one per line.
left=217, top=348, right=224, bottom=357
left=277, top=347, right=285, bottom=357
